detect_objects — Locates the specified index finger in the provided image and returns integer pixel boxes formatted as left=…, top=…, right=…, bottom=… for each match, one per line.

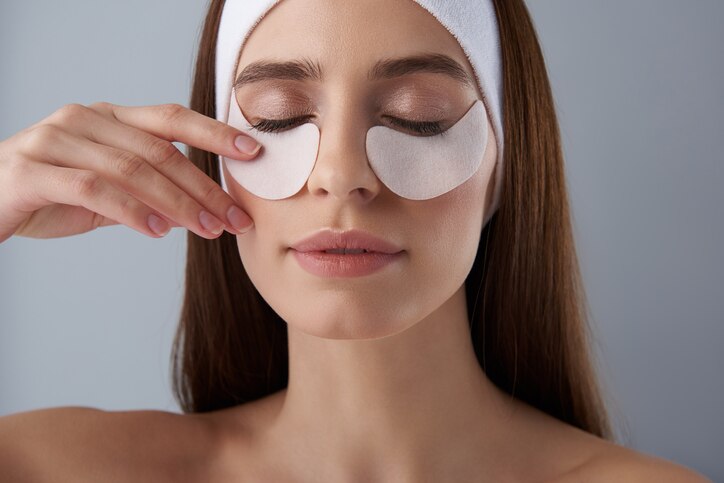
left=102, top=102, right=261, bottom=160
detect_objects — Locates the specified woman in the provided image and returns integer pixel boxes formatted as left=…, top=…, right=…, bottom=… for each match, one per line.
left=0, top=0, right=708, bottom=481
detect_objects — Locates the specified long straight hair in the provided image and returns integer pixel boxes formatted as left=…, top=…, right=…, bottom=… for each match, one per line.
left=171, top=0, right=615, bottom=441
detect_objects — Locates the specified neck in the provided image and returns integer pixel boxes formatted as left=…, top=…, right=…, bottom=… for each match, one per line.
left=251, top=284, right=521, bottom=480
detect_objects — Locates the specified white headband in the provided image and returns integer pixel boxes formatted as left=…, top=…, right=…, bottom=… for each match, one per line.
left=215, top=0, right=504, bottom=217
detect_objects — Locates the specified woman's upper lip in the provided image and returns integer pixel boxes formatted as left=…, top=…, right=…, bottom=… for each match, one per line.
left=290, top=229, right=404, bottom=254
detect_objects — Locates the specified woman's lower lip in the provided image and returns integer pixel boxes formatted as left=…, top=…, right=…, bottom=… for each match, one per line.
left=291, top=249, right=403, bottom=278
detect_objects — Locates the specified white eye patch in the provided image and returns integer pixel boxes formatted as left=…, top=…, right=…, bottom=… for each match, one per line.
left=366, top=100, right=487, bottom=200
left=220, top=96, right=488, bottom=201
left=223, top=93, right=320, bottom=200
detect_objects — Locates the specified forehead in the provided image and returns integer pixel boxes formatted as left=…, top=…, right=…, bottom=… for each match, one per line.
left=235, top=0, right=475, bottom=83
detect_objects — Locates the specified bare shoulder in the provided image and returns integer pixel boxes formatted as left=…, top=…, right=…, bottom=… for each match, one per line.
left=556, top=441, right=711, bottom=483
left=504, top=398, right=709, bottom=482
left=0, top=405, right=218, bottom=483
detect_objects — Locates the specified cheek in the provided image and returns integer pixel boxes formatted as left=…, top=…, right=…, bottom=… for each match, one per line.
left=227, top=178, right=288, bottom=279
left=226, top=166, right=288, bottom=243
left=412, top=176, right=486, bottom=279
left=414, top=154, right=492, bottom=252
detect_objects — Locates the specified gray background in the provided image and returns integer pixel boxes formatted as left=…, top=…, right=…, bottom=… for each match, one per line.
left=0, top=1, right=721, bottom=479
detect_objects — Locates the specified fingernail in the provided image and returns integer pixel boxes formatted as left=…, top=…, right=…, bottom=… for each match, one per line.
left=199, top=210, right=225, bottom=235
left=227, top=205, right=253, bottom=233
left=234, top=135, right=261, bottom=155
left=148, top=213, right=170, bottom=237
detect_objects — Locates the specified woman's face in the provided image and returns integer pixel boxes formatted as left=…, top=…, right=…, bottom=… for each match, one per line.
left=225, top=0, right=498, bottom=340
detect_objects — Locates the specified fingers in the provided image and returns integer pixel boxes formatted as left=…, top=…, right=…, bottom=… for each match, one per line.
left=1, top=101, right=261, bottom=242
left=20, top=123, right=240, bottom=240
left=82, top=103, right=255, bottom=235
left=19, top=160, right=173, bottom=238
left=93, top=102, right=262, bottom=160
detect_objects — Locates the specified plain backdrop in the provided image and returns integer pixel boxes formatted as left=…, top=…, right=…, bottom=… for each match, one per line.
left=0, top=1, right=721, bottom=479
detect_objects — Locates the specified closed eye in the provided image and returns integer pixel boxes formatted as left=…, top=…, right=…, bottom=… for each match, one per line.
left=383, top=116, right=445, bottom=136
left=250, top=116, right=310, bottom=133
left=250, top=115, right=445, bottom=136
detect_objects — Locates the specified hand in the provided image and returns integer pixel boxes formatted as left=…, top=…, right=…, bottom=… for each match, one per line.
left=0, top=102, right=260, bottom=243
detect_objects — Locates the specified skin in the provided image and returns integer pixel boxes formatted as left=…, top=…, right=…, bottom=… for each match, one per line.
left=217, top=0, right=507, bottom=479
left=0, top=0, right=710, bottom=481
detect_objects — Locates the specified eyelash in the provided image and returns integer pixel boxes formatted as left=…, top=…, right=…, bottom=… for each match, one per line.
left=250, top=115, right=445, bottom=136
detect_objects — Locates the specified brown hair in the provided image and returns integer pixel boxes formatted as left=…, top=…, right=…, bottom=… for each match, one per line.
left=171, top=0, right=615, bottom=441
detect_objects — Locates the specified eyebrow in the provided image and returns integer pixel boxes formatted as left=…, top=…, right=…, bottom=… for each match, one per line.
left=233, top=52, right=474, bottom=89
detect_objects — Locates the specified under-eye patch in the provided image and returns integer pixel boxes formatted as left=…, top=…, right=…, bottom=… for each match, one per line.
left=220, top=94, right=488, bottom=201
left=366, top=100, right=487, bottom=200
left=224, top=90, right=320, bottom=200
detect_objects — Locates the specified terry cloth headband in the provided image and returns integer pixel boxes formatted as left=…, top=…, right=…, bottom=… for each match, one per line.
left=215, top=0, right=504, bottom=221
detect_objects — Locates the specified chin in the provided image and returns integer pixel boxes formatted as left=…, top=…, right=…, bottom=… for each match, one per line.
left=278, top=302, right=421, bottom=341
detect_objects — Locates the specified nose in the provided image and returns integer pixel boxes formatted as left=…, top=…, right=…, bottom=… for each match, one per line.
left=305, top=107, right=383, bottom=204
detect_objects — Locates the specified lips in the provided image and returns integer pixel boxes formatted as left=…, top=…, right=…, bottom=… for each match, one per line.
left=290, top=229, right=403, bottom=255
left=290, top=229, right=404, bottom=278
